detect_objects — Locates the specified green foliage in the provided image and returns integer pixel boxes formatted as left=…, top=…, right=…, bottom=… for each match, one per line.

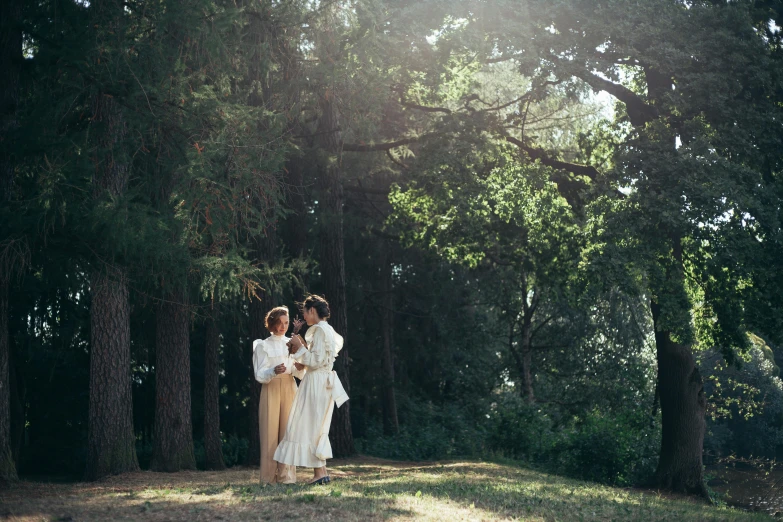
left=356, top=395, right=488, bottom=460
left=703, top=334, right=783, bottom=460
left=486, top=393, right=659, bottom=486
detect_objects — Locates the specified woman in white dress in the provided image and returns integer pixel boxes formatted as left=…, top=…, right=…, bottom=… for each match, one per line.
left=253, top=306, right=305, bottom=484
left=274, top=295, right=348, bottom=485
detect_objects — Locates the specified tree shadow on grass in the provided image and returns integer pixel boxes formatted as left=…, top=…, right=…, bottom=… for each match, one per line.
left=331, top=462, right=766, bottom=522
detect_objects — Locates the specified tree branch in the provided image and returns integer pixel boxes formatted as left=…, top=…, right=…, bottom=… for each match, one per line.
left=342, top=135, right=431, bottom=152
left=567, top=68, right=658, bottom=127
left=392, top=85, right=452, bottom=114
left=504, top=135, right=600, bottom=181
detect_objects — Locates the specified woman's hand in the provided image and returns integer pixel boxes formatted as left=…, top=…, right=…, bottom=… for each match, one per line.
left=273, top=363, right=286, bottom=375
left=292, top=317, right=305, bottom=335
left=287, top=335, right=303, bottom=354
left=294, top=362, right=305, bottom=371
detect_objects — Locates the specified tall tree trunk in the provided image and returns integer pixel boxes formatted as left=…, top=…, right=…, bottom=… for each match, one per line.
left=0, top=281, right=16, bottom=483
left=150, top=290, right=196, bottom=472
left=380, top=251, right=398, bottom=435
left=317, top=96, right=355, bottom=457
left=84, top=0, right=139, bottom=480
left=85, top=268, right=139, bottom=479
left=646, top=63, right=708, bottom=495
left=0, top=0, right=22, bottom=485
left=9, top=347, right=23, bottom=466
left=203, top=313, right=225, bottom=470
left=650, top=234, right=708, bottom=496
left=651, top=301, right=708, bottom=496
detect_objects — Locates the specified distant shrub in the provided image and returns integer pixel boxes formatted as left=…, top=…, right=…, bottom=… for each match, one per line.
left=357, top=391, right=659, bottom=486
left=552, top=408, right=659, bottom=486
left=356, top=395, right=488, bottom=460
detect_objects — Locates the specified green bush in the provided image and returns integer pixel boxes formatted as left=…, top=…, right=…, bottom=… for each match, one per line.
left=356, top=391, right=659, bottom=487
left=356, top=395, right=488, bottom=460
left=487, top=393, right=659, bottom=486
left=486, top=394, right=557, bottom=462
left=553, top=409, right=659, bottom=486
left=221, top=435, right=249, bottom=467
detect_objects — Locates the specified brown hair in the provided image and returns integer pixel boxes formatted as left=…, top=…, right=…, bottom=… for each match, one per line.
left=301, top=295, right=330, bottom=319
left=265, top=306, right=289, bottom=333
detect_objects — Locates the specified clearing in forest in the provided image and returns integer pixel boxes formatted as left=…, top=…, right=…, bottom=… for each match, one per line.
left=0, top=457, right=768, bottom=521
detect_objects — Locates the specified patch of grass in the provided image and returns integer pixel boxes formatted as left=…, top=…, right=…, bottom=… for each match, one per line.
left=0, top=458, right=770, bottom=521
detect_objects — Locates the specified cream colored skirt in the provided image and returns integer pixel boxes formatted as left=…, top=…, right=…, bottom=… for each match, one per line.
left=259, top=373, right=297, bottom=484
left=274, top=368, right=335, bottom=469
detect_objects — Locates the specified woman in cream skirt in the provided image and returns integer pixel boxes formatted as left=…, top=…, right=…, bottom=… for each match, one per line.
left=253, top=306, right=305, bottom=484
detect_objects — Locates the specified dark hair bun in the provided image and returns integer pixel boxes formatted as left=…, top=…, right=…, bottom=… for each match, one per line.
left=303, top=295, right=330, bottom=319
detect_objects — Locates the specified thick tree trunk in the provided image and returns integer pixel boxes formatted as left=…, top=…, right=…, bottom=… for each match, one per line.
left=203, top=314, right=225, bottom=470
left=317, top=96, right=355, bottom=457
left=84, top=0, right=139, bottom=479
left=85, top=268, right=139, bottom=480
left=8, top=347, right=23, bottom=466
left=0, top=281, right=16, bottom=483
left=651, top=301, right=708, bottom=496
left=0, top=0, right=22, bottom=485
left=150, top=290, right=196, bottom=472
left=380, top=252, right=399, bottom=435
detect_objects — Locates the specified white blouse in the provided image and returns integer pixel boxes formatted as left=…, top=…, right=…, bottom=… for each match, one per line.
left=292, top=321, right=343, bottom=371
left=252, top=334, right=306, bottom=384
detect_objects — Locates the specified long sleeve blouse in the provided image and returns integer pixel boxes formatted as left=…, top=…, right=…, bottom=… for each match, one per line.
left=253, top=334, right=306, bottom=384
left=291, top=321, right=342, bottom=371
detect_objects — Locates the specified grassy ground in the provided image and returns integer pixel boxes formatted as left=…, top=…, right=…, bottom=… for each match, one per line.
left=0, top=457, right=770, bottom=521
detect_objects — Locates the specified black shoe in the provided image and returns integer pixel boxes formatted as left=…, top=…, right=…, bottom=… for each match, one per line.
left=309, top=476, right=330, bottom=485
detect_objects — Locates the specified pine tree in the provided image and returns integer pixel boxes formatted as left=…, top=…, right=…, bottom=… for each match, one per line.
left=0, top=0, right=23, bottom=485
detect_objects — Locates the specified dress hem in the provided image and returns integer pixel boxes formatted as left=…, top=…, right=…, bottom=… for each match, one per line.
left=274, top=440, right=326, bottom=468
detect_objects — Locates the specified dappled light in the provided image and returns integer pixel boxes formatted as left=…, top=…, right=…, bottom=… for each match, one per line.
left=0, top=459, right=771, bottom=521
left=1, top=0, right=783, bottom=518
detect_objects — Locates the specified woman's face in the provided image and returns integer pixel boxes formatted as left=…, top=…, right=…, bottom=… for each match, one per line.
left=303, top=306, right=319, bottom=326
left=273, top=314, right=289, bottom=336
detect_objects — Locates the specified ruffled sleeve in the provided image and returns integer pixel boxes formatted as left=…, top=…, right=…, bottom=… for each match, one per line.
left=293, top=326, right=329, bottom=370
left=252, top=339, right=277, bottom=384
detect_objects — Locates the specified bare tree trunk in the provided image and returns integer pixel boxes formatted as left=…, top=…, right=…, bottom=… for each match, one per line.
left=150, top=290, right=196, bottom=472
left=85, top=268, right=139, bottom=480
left=651, top=300, right=708, bottom=496
left=203, top=313, right=225, bottom=470
left=0, top=0, right=22, bottom=485
left=0, top=281, right=16, bottom=483
left=8, top=347, right=23, bottom=466
left=317, top=96, right=355, bottom=457
left=84, top=0, right=139, bottom=480
left=380, top=251, right=398, bottom=435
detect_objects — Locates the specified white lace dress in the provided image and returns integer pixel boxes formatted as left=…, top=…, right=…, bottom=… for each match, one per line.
left=273, top=321, right=349, bottom=468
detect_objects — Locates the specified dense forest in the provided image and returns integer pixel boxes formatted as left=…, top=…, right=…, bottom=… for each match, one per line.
left=1, top=0, right=783, bottom=501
